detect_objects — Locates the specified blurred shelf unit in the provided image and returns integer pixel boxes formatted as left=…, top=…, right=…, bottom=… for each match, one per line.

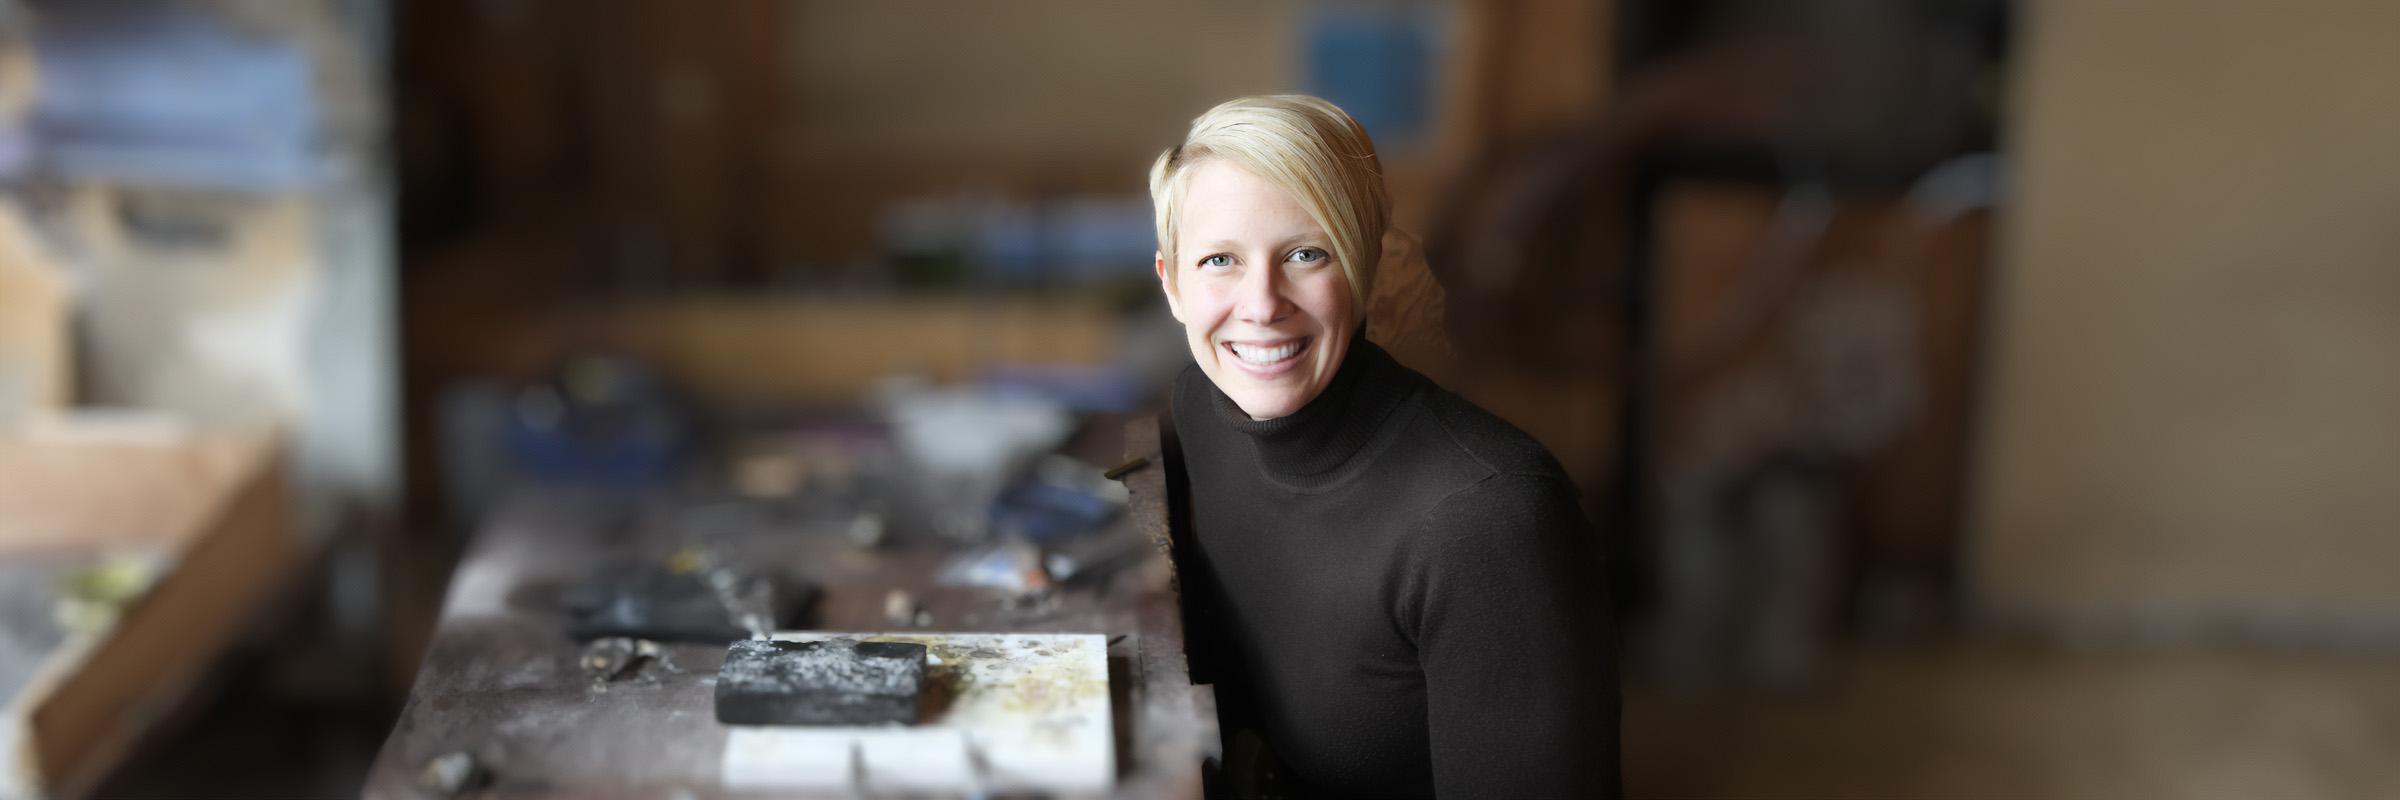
left=0, top=2, right=375, bottom=794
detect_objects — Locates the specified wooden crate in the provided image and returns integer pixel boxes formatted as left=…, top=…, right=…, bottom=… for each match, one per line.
left=0, top=420, right=293, bottom=799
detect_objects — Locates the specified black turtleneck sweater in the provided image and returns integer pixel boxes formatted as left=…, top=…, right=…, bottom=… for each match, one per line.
left=1167, top=338, right=1619, bottom=799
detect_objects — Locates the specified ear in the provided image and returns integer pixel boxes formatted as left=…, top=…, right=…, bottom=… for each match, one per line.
left=1155, top=250, right=1184, bottom=322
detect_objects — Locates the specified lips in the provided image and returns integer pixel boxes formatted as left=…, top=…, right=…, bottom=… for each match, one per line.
left=1221, top=336, right=1310, bottom=375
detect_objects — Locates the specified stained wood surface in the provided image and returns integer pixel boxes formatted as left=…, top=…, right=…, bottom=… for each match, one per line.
left=365, top=420, right=1207, bottom=798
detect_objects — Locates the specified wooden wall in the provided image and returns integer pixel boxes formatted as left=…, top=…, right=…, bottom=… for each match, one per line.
left=1974, top=1, right=2400, bottom=644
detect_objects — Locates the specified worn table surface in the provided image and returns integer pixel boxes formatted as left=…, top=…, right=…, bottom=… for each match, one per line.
left=365, top=418, right=1208, bottom=799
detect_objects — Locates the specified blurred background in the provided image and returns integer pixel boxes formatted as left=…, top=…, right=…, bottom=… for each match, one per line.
left=0, top=0, right=2394, bottom=796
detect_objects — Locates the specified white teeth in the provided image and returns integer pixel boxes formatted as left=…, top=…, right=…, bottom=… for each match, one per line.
left=1228, top=339, right=1303, bottom=365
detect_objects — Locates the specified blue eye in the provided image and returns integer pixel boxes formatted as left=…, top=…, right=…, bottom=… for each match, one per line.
left=1200, top=254, right=1233, bottom=269
left=1290, top=247, right=1326, bottom=263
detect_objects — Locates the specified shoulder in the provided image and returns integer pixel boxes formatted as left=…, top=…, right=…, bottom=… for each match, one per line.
left=1375, top=358, right=1589, bottom=540
left=1382, top=372, right=1589, bottom=553
left=1412, top=470, right=1585, bottom=554
left=1397, top=372, right=1572, bottom=487
left=1357, top=354, right=1583, bottom=540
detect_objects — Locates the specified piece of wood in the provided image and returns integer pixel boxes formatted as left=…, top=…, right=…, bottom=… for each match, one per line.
left=404, top=288, right=1124, bottom=410
left=6, top=431, right=293, bottom=798
left=0, top=417, right=257, bottom=552
left=615, top=296, right=1118, bottom=407
left=1118, top=415, right=1215, bottom=797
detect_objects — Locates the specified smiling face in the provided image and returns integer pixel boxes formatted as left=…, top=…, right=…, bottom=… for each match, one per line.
left=1157, top=159, right=1355, bottom=420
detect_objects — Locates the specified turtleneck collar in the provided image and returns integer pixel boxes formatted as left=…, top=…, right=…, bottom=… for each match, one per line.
left=1207, top=334, right=1416, bottom=489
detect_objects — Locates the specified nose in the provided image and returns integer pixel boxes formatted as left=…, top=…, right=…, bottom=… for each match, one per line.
left=1231, top=260, right=1290, bottom=325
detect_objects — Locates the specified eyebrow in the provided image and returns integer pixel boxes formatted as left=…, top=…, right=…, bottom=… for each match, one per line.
left=1193, top=236, right=1328, bottom=254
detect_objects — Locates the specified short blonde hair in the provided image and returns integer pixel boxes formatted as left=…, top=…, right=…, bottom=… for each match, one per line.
left=1150, top=94, right=1389, bottom=311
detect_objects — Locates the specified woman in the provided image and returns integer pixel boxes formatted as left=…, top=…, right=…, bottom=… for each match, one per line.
left=1151, top=95, right=1619, bottom=798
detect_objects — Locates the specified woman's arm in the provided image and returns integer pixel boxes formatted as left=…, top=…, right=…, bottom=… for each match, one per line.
left=1408, top=473, right=1621, bottom=798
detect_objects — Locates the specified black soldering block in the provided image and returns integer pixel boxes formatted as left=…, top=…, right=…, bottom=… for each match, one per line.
left=714, top=638, right=927, bottom=726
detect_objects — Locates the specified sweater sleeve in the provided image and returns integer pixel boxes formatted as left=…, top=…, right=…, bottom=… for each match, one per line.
left=1405, top=473, right=1620, bottom=799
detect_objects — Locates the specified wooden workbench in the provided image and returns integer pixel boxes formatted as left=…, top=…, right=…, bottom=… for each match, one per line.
left=364, top=418, right=1210, bottom=798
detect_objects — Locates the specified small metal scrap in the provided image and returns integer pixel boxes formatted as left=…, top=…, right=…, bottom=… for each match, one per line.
left=732, top=451, right=804, bottom=499
left=935, top=538, right=1050, bottom=595
left=665, top=546, right=705, bottom=576
left=845, top=511, right=888, bottom=549
left=1102, top=457, right=1150, bottom=481
left=582, top=636, right=659, bottom=682
left=55, top=556, right=162, bottom=633
left=711, top=571, right=778, bottom=640
left=883, top=589, right=920, bottom=628
left=416, top=751, right=488, bottom=798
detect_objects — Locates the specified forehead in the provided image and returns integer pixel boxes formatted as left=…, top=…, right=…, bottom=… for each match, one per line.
left=1175, top=160, right=1324, bottom=247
